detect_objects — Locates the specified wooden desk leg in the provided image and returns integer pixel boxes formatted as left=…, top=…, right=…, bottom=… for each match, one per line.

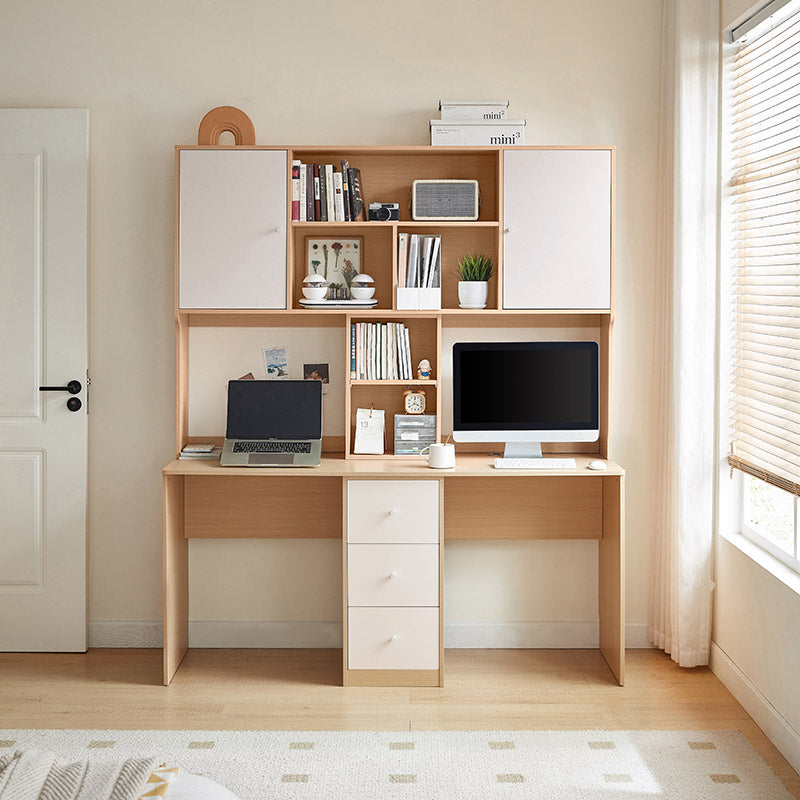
left=599, top=474, right=625, bottom=686
left=163, top=474, right=188, bottom=685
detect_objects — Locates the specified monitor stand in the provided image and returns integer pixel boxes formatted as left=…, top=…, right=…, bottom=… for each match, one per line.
left=503, top=442, right=543, bottom=458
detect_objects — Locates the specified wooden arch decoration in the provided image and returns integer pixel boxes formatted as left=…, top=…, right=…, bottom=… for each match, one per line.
left=197, top=106, right=256, bottom=146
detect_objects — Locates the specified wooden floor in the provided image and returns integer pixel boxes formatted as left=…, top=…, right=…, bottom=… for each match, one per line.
left=1, top=648, right=798, bottom=797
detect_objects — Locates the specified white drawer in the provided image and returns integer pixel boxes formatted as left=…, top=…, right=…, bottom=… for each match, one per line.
left=347, top=480, right=439, bottom=543
left=348, top=544, right=439, bottom=607
left=347, top=607, right=439, bottom=670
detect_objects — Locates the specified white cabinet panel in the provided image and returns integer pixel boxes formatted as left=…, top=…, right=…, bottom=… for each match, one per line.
left=347, top=544, right=439, bottom=607
left=348, top=607, right=439, bottom=670
left=347, top=480, right=439, bottom=543
left=179, top=149, right=287, bottom=309
left=503, top=149, right=611, bottom=309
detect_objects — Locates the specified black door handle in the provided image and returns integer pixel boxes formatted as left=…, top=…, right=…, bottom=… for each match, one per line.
left=39, top=380, right=82, bottom=395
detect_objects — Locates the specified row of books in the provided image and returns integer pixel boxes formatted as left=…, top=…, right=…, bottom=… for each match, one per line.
left=398, top=233, right=441, bottom=288
left=292, top=160, right=365, bottom=222
left=350, top=322, right=414, bottom=381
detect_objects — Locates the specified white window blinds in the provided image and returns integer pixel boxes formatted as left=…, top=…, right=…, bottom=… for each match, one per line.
left=728, top=4, right=800, bottom=495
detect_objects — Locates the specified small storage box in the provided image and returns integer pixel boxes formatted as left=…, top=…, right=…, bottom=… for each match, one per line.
left=439, top=99, right=509, bottom=120
left=394, top=414, right=437, bottom=455
left=430, top=119, right=526, bottom=146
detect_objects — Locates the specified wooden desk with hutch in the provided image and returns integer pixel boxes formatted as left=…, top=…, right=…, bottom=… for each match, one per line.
left=164, top=138, right=623, bottom=688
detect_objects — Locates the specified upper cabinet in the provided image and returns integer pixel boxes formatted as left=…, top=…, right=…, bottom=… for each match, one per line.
left=502, top=149, right=612, bottom=310
left=178, top=149, right=288, bottom=309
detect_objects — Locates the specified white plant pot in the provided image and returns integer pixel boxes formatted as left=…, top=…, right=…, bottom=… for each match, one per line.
left=458, top=281, right=489, bottom=309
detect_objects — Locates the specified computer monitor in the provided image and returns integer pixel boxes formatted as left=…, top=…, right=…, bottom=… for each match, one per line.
left=451, top=341, right=599, bottom=458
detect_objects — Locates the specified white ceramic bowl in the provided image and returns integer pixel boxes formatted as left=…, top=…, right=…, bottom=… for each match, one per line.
left=350, top=285, right=375, bottom=300
left=302, top=286, right=328, bottom=300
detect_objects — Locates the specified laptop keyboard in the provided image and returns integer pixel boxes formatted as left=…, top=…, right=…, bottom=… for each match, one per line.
left=233, top=441, right=312, bottom=454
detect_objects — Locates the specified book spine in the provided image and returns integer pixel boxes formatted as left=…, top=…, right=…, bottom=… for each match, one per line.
left=369, top=323, right=376, bottom=381
left=305, top=164, right=315, bottom=221
left=340, top=160, right=351, bottom=222
left=298, top=162, right=307, bottom=222
left=397, top=233, right=408, bottom=288
left=358, top=322, right=364, bottom=380
left=325, top=165, right=335, bottom=221
left=430, top=235, right=441, bottom=287
left=333, top=171, right=345, bottom=222
left=408, top=234, right=419, bottom=288
left=350, top=323, right=356, bottom=380
left=313, top=164, right=321, bottom=221
left=348, top=167, right=364, bottom=220
left=291, top=160, right=301, bottom=221
left=319, top=163, right=329, bottom=222
left=381, top=322, right=387, bottom=380
left=403, top=325, right=412, bottom=379
left=421, top=236, right=433, bottom=288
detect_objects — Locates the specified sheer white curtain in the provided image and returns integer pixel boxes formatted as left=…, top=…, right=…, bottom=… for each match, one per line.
left=648, top=0, right=719, bottom=667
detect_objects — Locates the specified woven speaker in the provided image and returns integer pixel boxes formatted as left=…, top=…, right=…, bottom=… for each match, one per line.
left=411, top=180, right=479, bottom=220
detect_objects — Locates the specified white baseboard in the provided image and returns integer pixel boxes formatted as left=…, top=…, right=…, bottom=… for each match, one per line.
left=710, top=641, right=800, bottom=774
left=89, top=620, right=653, bottom=650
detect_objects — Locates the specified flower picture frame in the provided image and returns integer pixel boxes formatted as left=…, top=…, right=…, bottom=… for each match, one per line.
left=305, top=237, right=363, bottom=299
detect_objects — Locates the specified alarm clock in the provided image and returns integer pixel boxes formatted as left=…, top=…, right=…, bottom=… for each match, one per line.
left=403, top=386, right=427, bottom=415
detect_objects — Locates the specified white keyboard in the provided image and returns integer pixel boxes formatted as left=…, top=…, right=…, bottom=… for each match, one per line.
left=494, top=457, right=577, bottom=470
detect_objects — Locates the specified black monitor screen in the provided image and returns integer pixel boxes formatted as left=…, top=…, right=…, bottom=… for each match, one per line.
left=452, top=342, right=598, bottom=431
left=226, top=380, right=322, bottom=439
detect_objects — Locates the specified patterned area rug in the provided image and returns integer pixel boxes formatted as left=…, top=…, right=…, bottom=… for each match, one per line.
left=0, top=729, right=793, bottom=799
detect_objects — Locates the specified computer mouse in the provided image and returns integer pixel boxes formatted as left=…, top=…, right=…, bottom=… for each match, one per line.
left=588, top=460, right=607, bottom=470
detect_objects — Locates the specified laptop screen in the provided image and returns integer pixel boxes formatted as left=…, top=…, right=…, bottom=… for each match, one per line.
left=226, top=380, right=322, bottom=440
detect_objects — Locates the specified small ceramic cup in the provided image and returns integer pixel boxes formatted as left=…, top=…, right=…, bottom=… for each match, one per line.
left=420, top=442, right=456, bottom=469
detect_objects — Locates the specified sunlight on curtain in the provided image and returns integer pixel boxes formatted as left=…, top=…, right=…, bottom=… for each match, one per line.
left=648, top=0, right=719, bottom=667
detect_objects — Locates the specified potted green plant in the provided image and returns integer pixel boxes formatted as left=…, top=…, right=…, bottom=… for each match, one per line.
left=456, top=253, right=494, bottom=309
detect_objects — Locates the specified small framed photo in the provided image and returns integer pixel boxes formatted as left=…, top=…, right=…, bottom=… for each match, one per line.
left=303, top=363, right=329, bottom=383
left=305, top=237, right=363, bottom=299
left=263, top=346, right=289, bottom=379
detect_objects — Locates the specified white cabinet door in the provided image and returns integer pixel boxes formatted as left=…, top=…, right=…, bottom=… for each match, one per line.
left=179, top=149, right=287, bottom=309
left=503, top=149, right=611, bottom=309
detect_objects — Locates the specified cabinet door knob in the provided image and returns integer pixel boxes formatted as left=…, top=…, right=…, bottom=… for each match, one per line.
left=275, top=226, right=284, bottom=233
left=504, top=226, right=514, bottom=233
left=389, top=634, right=398, bottom=643
left=389, top=571, right=398, bottom=580
left=388, top=508, right=398, bottom=517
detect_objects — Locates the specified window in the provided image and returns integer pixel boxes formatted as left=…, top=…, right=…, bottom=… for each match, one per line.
left=726, top=0, right=800, bottom=572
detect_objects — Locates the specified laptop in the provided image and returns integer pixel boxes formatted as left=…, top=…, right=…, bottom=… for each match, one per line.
left=220, top=379, right=323, bottom=467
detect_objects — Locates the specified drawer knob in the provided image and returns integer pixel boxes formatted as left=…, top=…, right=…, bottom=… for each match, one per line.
left=389, top=571, right=398, bottom=580
left=389, top=634, right=398, bottom=643
left=388, top=508, right=398, bottom=517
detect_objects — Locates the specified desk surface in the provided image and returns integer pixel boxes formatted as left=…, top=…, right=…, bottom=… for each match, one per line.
left=163, top=454, right=625, bottom=478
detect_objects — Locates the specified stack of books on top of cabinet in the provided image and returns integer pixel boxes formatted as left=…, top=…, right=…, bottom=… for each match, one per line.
left=431, top=98, right=525, bottom=146
left=397, top=233, right=441, bottom=310
left=350, top=322, right=413, bottom=381
left=292, top=159, right=365, bottom=222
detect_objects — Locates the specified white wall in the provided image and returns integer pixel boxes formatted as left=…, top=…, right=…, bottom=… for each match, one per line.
left=0, top=0, right=662, bottom=646
left=710, top=0, right=800, bottom=772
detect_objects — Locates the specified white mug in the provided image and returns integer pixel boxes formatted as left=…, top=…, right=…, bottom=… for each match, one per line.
left=420, top=442, right=456, bottom=469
